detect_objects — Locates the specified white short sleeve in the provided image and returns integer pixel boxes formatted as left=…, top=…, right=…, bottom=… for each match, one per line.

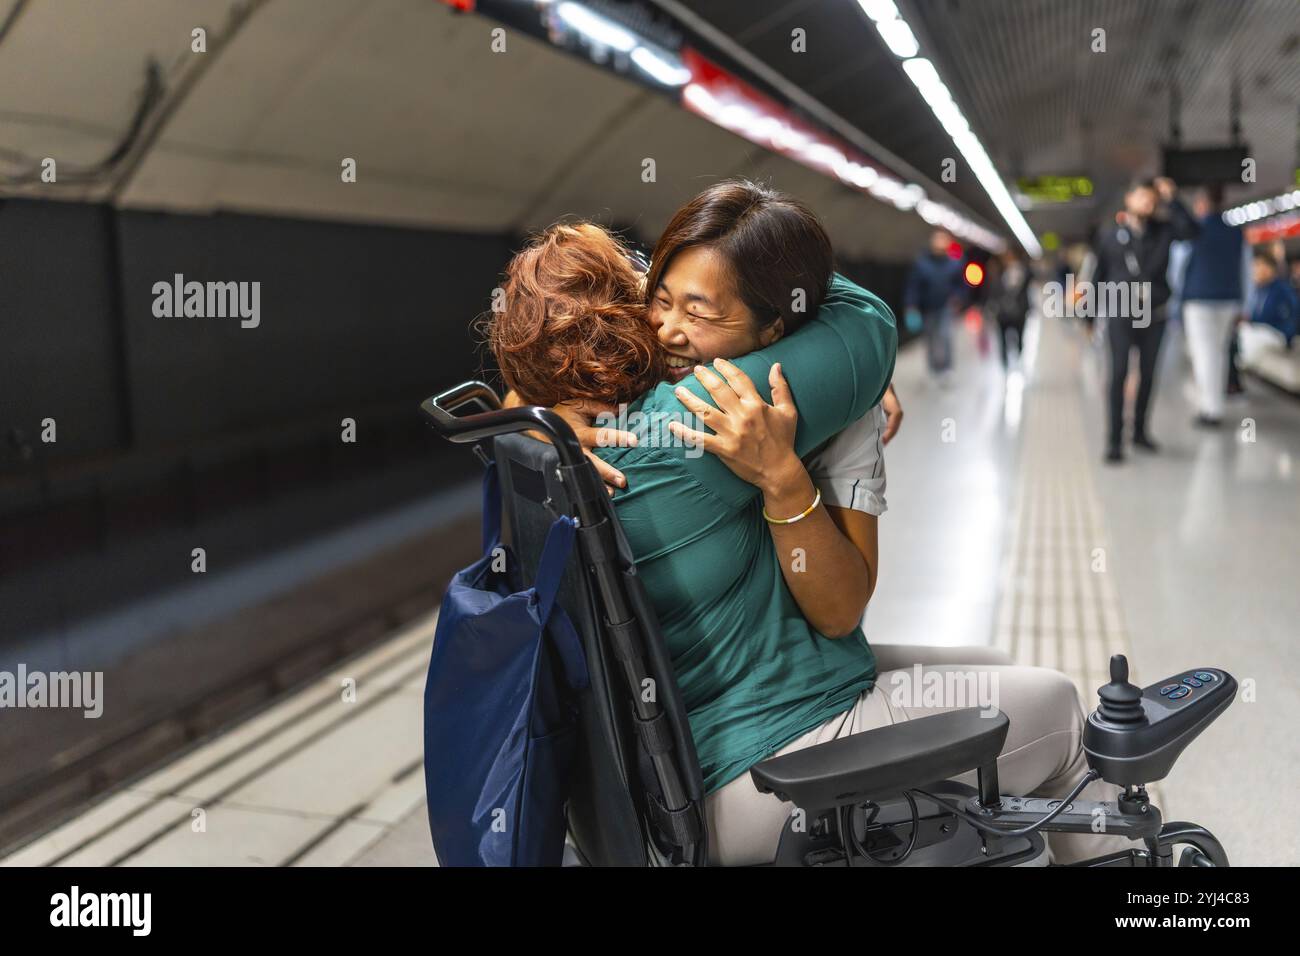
left=805, top=404, right=888, bottom=515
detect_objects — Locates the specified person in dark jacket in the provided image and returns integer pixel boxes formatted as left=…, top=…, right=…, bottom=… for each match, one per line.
left=1251, top=254, right=1299, bottom=339
left=1093, top=177, right=1199, bottom=463
left=1182, top=184, right=1249, bottom=426
left=1229, top=251, right=1300, bottom=391
left=904, top=228, right=965, bottom=382
left=988, top=250, right=1030, bottom=367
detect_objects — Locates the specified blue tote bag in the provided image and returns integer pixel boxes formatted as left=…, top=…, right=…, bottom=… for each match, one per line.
left=423, top=460, right=589, bottom=866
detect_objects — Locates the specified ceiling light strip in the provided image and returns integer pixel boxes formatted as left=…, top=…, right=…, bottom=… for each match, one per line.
left=645, top=0, right=1004, bottom=247
left=865, top=1, right=1042, bottom=258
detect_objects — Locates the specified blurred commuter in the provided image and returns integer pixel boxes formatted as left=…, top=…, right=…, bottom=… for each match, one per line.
left=1181, top=184, right=1249, bottom=427
left=1165, top=235, right=1191, bottom=325
left=987, top=250, right=1030, bottom=367
left=1075, top=246, right=1100, bottom=336
left=1251, top=251, right=1299, bottom=342
left=904, top=228, right=964, bottom=383
left=1231, top=252, right=1300, bottom=382
left=1093, top=177, right=1199, bottom=463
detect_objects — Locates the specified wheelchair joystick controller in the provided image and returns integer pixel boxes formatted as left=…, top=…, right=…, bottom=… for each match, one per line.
left=1096, top=655, right=1146, bottom=725
left=1083, top=654, right=1236, bottom=787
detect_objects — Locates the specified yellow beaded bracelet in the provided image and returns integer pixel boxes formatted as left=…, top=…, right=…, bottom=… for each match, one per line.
left=762, top=488, right=822, bottom=525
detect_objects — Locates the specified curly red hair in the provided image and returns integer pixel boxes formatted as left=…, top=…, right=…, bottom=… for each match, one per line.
left=488, top=223, right=665, bottom=407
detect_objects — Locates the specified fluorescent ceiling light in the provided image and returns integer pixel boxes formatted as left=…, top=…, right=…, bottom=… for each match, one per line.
left=875, top=19, right=919, bottom=58
left=899, top=56, right=1041, bottom=257
left=802, top=142, right=847, bottom=169
left=630, top=45, right=691, bottom=86
left=856, top=0, right=901, bottom=22
left=556, top=2, right=637, bottom=53
left=1223, top=188, right=1300, bottom=225
left=772, top=125, right=812, bottom=152
left=682, top=72, right=1004, bottom=250
left=836, top=159, right=879, bottom=190
left=900, top=56, right=943, bottom=99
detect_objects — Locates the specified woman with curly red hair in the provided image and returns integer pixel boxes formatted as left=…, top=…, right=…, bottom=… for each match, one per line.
left=489, top=222, right=664, bottom=408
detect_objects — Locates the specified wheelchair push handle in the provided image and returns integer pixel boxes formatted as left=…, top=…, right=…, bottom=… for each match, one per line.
left=427, top=380, right=503, bottom=417
left=420, top=380, right=589, bottom=472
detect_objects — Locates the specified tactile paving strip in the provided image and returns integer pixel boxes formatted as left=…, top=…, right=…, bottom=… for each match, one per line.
left=992, top=317, right=1166, bottom=810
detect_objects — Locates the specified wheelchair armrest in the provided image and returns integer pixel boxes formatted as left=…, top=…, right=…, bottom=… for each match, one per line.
left=750, top=708, right=1008, bottom=809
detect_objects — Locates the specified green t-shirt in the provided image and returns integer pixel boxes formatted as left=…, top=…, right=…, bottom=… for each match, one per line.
left=594, top=274, right=899, bottom=793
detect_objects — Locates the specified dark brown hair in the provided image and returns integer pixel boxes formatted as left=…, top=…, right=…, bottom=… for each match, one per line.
left=645, top=180, right=834, bottom=335
left=488, top=222, right=665, bottom=407
left=1199, top=182, right=1224, bottom=208
left=1253, top=249, right=1279, bottom=271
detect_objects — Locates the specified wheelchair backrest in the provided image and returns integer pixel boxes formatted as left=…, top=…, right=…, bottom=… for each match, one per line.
left=493, top=433, right=707, bottom=865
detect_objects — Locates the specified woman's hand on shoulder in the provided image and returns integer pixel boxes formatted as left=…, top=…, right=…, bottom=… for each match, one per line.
left=553, top=398, right=637, bottom=493
left=880, top=384, right=903, bottom=445
left=667, top=358, right=802, bottom=493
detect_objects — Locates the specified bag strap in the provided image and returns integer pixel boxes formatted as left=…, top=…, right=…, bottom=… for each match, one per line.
left=533, top=514, right=577, bottom=623
left=533, top=514, right=588, bottom=691
left=481, top=460, right=502, bottom=552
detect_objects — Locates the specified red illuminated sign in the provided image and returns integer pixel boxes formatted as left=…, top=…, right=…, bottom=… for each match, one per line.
left=676, top=48, right=1002, bottom=250
left=1245, top=215, right=1300, bottom=245
left=679, top=49, right=892, bottom=190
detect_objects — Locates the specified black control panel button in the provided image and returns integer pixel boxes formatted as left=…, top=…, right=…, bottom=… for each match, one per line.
left=1159, top=684, right=1181, bottom=696
left=1167, top=686, right=1191, bottom=700
left=1194, top=671, right=1216, bottom=683
left=1182, top=676, right=1204, bottom=688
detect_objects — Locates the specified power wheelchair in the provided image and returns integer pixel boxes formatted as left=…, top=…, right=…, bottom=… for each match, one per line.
left=423, top=380, right=1235, bottom=868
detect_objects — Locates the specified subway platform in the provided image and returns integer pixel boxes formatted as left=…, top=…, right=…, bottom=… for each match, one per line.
left=5, top=312, right=1295, bottom=867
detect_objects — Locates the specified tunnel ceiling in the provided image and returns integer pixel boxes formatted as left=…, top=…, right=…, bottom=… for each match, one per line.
left=912, top=0, right=1300, bottom=234
left=7, top=1, right=1294, bottom=250
left=677, top=0, right=1006, bottom=227
left=680, top=0, right=1300, bottom=239
left=0, top=0, right=937, bottom=262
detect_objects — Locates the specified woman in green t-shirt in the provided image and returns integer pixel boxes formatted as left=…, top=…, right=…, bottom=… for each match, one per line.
left=488, top=181, right=1125, bottom=866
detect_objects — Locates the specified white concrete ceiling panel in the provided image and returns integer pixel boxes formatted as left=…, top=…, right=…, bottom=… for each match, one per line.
left=124, top=0, right=650, bottom=227
left=0, top=0, right=239, bottom=196
left=515, top=89, right=776, bottom=239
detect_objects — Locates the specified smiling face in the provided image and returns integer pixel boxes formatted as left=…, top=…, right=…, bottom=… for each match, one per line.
left=648, top=244, right=783, bottom=384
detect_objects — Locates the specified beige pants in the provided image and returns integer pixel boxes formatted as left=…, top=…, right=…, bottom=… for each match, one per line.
left=706, top=644, right=1130, bottom=866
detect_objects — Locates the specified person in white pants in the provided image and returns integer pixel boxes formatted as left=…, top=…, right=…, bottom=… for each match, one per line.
left=1180, top=185, right=1251, bottom=426
left=1184, top=301, right=1241, bottom=421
